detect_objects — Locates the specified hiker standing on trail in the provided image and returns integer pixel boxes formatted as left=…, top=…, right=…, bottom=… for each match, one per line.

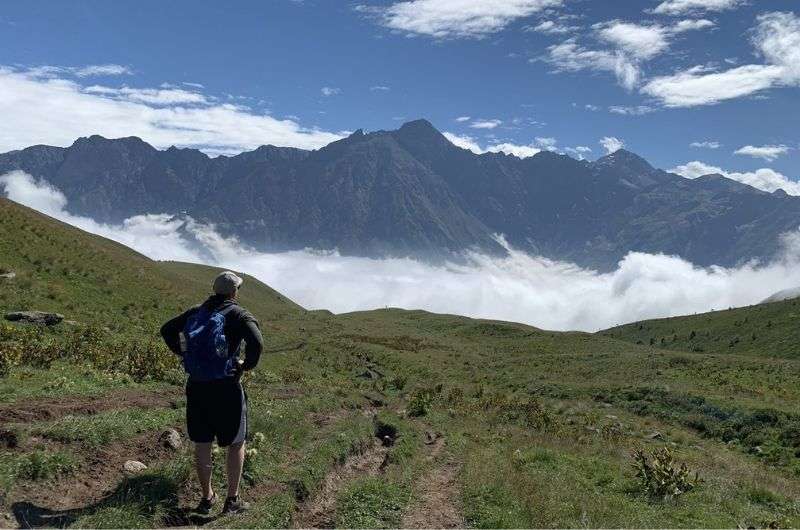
left=160, top=271, right=263, bottom=516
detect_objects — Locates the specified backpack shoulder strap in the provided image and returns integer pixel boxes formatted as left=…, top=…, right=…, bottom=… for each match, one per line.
left=217, top=304, right=239, bottom=317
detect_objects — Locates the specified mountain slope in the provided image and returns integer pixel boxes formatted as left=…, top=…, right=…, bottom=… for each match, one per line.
left=0, top=197, right=302, bottom=333
left=2, top=120, right=799, bottom=269
left=600, top=297, right=800, bottom=359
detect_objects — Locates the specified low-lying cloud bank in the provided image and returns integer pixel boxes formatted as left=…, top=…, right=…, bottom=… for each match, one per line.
left=3, top=170, right=800, bottom=332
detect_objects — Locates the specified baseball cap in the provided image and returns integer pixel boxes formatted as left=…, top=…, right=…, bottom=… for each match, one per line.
left=212, top=271, right=243, bottom=296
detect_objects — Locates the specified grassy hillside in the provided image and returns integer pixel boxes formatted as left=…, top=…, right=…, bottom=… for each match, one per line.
left=1, top=197, right=800, bottom=528
left=600, top=298, right=800, bottom=359
left=0, top=198, right=302, bottom=334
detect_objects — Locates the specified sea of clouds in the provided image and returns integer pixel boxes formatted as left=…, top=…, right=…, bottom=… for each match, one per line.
left=3, top=169, right=800, bottom=332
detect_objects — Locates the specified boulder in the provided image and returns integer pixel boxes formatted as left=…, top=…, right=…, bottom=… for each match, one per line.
left=159, top=428, right=182, bottom=450
left=4, top=311, right=64, bottom=326
left=123, top=460, right=148, bottom=474
left=0, top=272, right=15, bottom=280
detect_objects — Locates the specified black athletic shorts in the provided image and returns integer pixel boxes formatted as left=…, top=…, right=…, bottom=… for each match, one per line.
left=185, top=378, right=247, bottom=447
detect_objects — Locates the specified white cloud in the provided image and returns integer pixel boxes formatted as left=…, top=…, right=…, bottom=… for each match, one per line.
left=565, top=145, right=592, bottom=159
left=5, top=169, right=800, bottom=332
left=594, top=20, right=670, bottom=60
left=584, top=104, right=600, bottom=111
left=73, top=64, right=133, bottom=77
left=643, top=64, right=784, bottom=107
left=374, top=0, right=562, bottom=39
left=84, top=85, right=209, bottom=105
left=320, top=86, right=341, bottom=96
left=670, top=160, right=800, bottom=195
left=690, top=140, right=721, bottom=149
left=670, top=160, right=725, bottom=178
left=600, top=136, right=625, bottom=154
left=442, top=131, right=484, bottom=153
left=469, top=118, right=502, bottom=129
left=0, top=66, right=343, bottom=155
left=734, top=144, right=790, bottom=162
left=608, top=104, right=655, bottom=115
left=545, top=39, right=641, bottom=90
left=443, top=132, right=555, bottom=158
left=370, top=85, right=391, bottom=91
left=545, top=18, right=711, bottom=90
left=527, top=19, right=578, bottom=34
left=488, top=142, right=542, bottom=158
left=671, top=18, right=715, bottom=32
left=26, top=64, right=133, bottom=78
left=651, top=0, right=744, bottom=16
left=643, top=12, right=800, bottom=106
left=455, top=115, right=471, bottom=122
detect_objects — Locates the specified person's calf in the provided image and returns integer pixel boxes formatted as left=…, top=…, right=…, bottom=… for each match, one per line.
left=194, top=442, right=215, bottom=500
left=226, top=441, right=246, bottom=499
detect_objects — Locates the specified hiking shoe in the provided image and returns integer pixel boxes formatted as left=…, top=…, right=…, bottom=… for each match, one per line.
left=222, top=495, right=250, bottom=515
left=195, top=492, right=217, bottom=515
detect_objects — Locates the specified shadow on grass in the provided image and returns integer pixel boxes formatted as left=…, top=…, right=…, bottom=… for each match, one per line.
left=11, top=473, right=216, bottom=528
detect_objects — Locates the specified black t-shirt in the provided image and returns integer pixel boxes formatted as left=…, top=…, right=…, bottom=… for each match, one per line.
left=160, top=295, right=264, bottom=371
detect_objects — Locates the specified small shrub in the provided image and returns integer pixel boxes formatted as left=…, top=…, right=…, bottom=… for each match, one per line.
left=0, top=342, right=22, bottom=377
left=281, top=367, right=305, bottom=384
left=631, top=447, right=699, bottom=501
left=407, top=389, right=433, bottom=417
left=16, top=450, right=77, bottom=480
left=389, top=375, right=407, bottom=391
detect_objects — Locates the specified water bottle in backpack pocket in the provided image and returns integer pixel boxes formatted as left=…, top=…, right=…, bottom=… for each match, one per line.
left=180, top=305, right=237, bottom=380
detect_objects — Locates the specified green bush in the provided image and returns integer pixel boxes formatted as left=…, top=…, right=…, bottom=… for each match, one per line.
left=407, top=388, right=435, bottom=417
left=631, top=447, right=699, bottom=501
left=0, top=323, right=180, bottom=382
left=0, top=341, right=22, bottom=377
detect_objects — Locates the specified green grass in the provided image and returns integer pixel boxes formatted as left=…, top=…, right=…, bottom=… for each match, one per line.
left=601, top=298, right=800, bottom=359
left=0, top=198, right=302, bottom=335
left=31, top=407, right=183, bottom=446
left=335, top=477, right=409, bottom=528
left=15, top=449, right=78, bottom=480
left=3, top=196, right=800, bottom=527
left=72, top=457, right=192, bottom=528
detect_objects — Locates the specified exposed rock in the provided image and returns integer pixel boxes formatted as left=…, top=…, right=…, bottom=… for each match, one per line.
left=646, top=432, right=663, bottom=440
left=159, top=428, right=182, bottom=450
left=4, top=311, right=64, bottom=326
left=424, top=431, right=441, bottom=445
left=0, top=272, right=15, bottom=280
left=123, top=460, right=148, bottom=474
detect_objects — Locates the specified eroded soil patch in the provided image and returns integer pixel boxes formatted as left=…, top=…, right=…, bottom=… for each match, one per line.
left=291, top=440, right=389, bottom=529
left=401, top=436, right=464, bottom=529
left=0, top=388, right=182, bottom=424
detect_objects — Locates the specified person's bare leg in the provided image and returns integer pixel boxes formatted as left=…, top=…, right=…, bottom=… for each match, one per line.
left=194, top=442, right=214, bottom=500
left=226, top=441, right=245, bottom=498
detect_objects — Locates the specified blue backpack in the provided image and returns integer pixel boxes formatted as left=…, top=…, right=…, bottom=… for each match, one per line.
left=180, top=305, right=237, bottom=381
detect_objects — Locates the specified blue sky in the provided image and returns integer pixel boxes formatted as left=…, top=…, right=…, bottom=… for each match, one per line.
left=0, top=0, right=798, bottom=193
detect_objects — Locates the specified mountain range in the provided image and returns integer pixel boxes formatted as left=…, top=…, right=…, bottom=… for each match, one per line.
left=1, top=119, right=798, bottom=270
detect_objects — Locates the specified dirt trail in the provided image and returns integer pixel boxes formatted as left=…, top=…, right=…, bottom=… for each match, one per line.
left=9, top=428, right=182, bottom=528
left=291, top=440, right=389, bottom=529
left=400, top=436, right=464, bottom=529
left=0, top=387, right=182, bottom=424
